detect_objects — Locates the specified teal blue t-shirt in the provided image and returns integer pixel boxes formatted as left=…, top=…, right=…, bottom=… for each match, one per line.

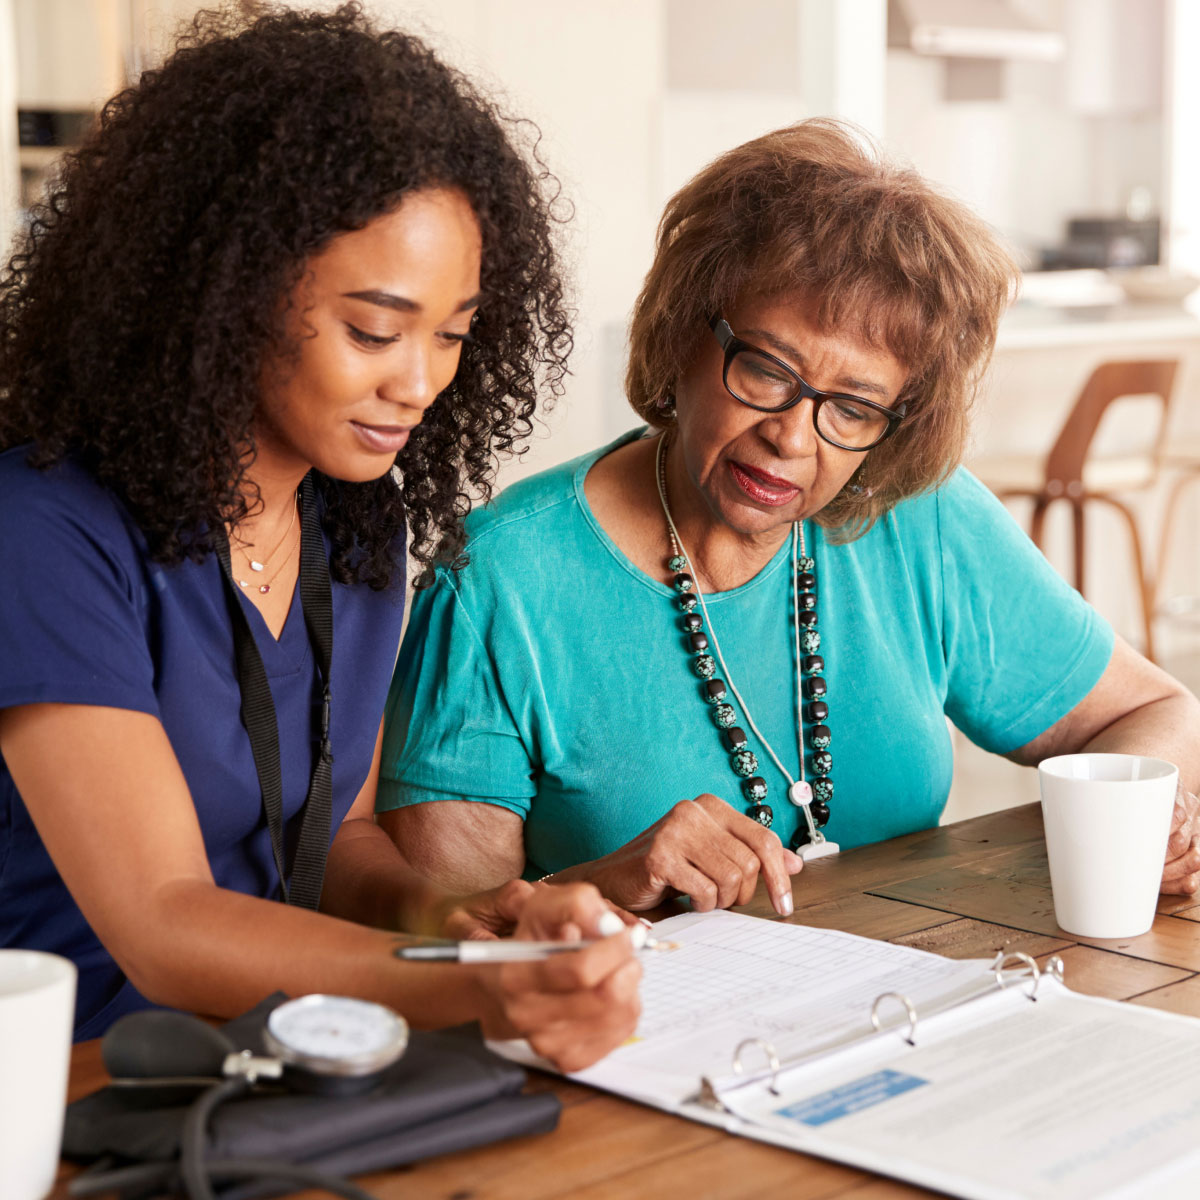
left=379, top=429, right=1113, bottom=870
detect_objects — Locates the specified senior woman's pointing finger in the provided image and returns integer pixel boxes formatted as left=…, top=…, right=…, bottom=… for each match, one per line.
left=544, top=794, right=804, bottom=916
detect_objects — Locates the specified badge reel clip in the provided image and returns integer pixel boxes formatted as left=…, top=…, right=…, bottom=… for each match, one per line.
left=70, top=994, right=408, bottom=1200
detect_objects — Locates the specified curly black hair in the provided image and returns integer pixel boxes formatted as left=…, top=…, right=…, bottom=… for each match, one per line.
left=0, top=2, right=571, bottom=588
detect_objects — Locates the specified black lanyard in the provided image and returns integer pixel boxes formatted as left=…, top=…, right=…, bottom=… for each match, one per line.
left=216, top=473, right=334, bottom=909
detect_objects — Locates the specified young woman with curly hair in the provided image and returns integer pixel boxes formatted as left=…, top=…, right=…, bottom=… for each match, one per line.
left=0, top=3, right=639, bottom=1068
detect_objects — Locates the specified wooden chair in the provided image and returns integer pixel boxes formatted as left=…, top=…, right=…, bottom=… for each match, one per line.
left=971, top=360, right=1179, bottom=662
left=1151, top=432, right=1200, bottom=622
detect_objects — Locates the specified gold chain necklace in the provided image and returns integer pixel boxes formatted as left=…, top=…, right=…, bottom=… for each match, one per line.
left=231, top=491, right=299, bottom=594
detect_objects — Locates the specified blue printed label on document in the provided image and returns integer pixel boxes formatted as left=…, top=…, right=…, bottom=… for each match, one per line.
left=775, top=1069, right=927, bottom=1127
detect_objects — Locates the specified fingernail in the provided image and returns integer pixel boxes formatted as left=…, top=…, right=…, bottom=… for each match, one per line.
left=777, top=893, right=793, bottom=917
left=629, top=923, right=649, bottom=949
left=597, top=911, right=625, bottom=937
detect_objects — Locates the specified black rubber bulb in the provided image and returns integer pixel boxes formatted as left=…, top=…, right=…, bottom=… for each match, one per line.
left=102, top=1010, right=237, bottom=1080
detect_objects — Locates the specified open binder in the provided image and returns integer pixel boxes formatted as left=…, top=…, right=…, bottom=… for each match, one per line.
left=493, top=910, right=1200, bottom=1200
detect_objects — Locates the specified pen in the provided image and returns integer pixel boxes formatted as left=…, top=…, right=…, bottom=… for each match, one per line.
left=396, top=923, right=673, bottom=963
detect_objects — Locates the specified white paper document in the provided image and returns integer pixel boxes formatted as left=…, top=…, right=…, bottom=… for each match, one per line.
left=572, top=909, right=993, bottom=1106
left=725, top=980, right=1200, bottom=1200
left=492, top=909, right=1200, bottom=1200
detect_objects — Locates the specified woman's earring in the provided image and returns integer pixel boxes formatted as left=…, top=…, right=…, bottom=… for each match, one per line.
left=846, top=461, right=871, bottom=497
left=656, top=392, right=677, bottom=420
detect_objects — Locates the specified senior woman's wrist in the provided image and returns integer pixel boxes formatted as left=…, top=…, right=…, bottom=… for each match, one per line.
left=533, top=860, right=597, bottom=889
left=534, top=857, right=650, bottom=912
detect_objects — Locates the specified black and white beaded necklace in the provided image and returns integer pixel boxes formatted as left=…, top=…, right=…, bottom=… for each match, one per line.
left=655, top=434, right=837, bottom=857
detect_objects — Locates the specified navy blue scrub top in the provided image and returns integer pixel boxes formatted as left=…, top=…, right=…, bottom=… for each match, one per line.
left=0, top=448, right=406, bottom=1040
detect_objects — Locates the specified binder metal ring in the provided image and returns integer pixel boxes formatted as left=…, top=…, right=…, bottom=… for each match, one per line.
left=870, top=992, right=918, bottom=1046
left=732, top=1037, right=782, bottom=1094
left=991, top=951, right=1042, bottom=999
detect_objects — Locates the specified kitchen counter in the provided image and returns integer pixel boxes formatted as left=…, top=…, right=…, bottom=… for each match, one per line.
left=996, top=301, right=1200, bottom=350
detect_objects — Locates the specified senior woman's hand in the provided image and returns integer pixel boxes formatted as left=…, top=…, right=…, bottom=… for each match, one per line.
left=471, top=881, right=643, bottom=1072
left=439, top=878, right=640, bottom=941
left=556, top=794, right=804, bottom=917
left=1162, top=784, right=1200, bottom=895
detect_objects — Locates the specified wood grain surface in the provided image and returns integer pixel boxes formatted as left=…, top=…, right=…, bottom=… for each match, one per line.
left=55, top=803, right=1200, bottom=1199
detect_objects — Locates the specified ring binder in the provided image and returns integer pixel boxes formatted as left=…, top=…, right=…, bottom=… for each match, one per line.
left=732, top=1038, right=781, bottom=1095
left=869, top=992, right=918, bottom=1045
left=990, top=950, right=1042, bottom=999
left=497, top=910, right=1200, bottom=1200
left=704, top=942, right=1056, bottom=1109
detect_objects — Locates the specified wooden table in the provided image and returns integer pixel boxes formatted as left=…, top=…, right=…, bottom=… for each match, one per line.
left=58, top=803, right=1200, bottom=1199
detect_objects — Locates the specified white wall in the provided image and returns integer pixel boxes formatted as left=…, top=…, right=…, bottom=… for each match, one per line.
left=367, top=0, right=666, bottom=477
left=1165, top=0, right=1200, bottom=274
left=0, top=0, right=17, bottom=260
left=13, top=0, right=124, bottom=107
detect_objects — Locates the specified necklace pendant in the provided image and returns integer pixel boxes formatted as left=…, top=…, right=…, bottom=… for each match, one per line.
left=237, top=579, right=249, bottom=589
left=250, top=560, right=265, bottom=572
left=799, top=837, right=840, bottom=862
left=259, top=584, right=271, bottom=594
left=788, top=780, right=813, bottom=807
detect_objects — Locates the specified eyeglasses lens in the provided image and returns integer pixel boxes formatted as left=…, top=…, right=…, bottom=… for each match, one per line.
left=816, top=398, right=891, bottom=449
left=726, top=348, right=797, bottom=409
left=727, top=348, right=890, bottom=449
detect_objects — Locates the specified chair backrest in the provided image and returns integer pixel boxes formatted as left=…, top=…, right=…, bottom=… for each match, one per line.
left=1044, top=359, right=1179, bottom=489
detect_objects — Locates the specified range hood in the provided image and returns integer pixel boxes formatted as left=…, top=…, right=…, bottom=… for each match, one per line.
left=888, top=0, right=1065, bottom=60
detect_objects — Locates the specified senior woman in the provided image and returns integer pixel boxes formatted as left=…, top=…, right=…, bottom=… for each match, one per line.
left=378, top=120, right=1200, bottom=917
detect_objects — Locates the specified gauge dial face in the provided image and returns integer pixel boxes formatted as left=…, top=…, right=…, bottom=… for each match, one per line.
left=266, top=995, right=408, bottom=1075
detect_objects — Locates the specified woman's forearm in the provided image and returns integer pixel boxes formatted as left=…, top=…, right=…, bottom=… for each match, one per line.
left=1011, top=638, right=1200, bottom=794
left=375, top=802, right=527, bottom=894
left=320, top=816, right=452, bottom=934
left=1080, top=691, right=1200, bottom=793
left=122, top=876, right=487, bottom=1029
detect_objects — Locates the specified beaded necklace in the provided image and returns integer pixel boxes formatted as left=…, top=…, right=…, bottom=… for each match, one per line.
left=655, top=434, right=835, bottom=854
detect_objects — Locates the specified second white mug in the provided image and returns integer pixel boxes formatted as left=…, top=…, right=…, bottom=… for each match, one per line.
left=1039, top=753, right=1177, bottom=939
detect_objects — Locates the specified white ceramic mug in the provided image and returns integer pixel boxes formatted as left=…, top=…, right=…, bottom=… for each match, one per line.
left=1039, top=753, right=1178, bottom=939
left=0, top=951, right=77, bottom=1200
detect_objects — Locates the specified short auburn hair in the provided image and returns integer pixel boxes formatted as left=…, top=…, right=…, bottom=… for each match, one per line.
left=625, top=119, right=1019, bottom=538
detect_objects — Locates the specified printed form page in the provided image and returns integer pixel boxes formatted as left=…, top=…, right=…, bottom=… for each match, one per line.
left=725, top=980, right=1200, bottom=1200
left=572, top=909, right=991, bottom=1107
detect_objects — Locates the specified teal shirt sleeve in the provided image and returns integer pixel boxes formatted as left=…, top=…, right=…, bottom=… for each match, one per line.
left=377, top=568, right=535, bottom=818
left=937, top=469, right=1114, bottom=755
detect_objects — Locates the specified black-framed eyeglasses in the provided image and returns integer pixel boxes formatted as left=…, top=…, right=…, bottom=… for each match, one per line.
left=710, top=315, right=906, bottom=452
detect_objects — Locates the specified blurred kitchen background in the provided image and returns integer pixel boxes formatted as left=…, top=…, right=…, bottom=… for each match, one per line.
left=4, top=0, right=1199, bottom=821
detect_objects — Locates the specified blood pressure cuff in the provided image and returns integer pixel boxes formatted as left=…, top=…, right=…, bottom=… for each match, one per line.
left=62, top=995, right=561, bottom=1198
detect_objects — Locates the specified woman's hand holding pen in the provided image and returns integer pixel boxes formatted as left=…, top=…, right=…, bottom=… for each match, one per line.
left=1162, top=783, right=1200, bottom=895
left=468, top=881, right=642, bottom=1072
left=551, top=793, right=804, bottom=917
